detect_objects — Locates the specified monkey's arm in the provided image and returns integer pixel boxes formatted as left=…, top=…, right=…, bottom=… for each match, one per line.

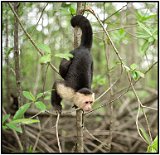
left=51, top=82, right=62, bottom=113
left=59, top=58, right=72, bottom=79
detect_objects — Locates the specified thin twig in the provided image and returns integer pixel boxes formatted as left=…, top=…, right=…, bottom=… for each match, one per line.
left=127, top=73, right=153, bottom=143
left=33, top=117, right=41, bottom=152
left=30, top=111, right=42, bottom=119
left=56, top=113, right=62, bottom=153
left=95, top=79, right=120, bottom=102
left=102, top=4, right=128, bottom=23
left=84, top=7, right=124, bottom=72
left=85, top=59, right=157, bottom=116
left=30, top=3, right=48, bottom=35
left=85, top=128, right=109, bottom=149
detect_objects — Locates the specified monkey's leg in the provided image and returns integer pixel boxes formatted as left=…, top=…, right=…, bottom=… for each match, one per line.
left=51, top=82, right=62, bottom=113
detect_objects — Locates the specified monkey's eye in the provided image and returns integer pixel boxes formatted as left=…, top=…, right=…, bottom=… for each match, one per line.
left=85, top=101, right=93, bottom=104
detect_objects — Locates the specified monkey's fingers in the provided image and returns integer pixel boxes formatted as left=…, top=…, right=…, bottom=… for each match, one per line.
left=54, top=105, right=62, bottom=114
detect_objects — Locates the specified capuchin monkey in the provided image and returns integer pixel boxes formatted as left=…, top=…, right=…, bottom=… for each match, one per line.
left=51, top=15, right=94, bottom=113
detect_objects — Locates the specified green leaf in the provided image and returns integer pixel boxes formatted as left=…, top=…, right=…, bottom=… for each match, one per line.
left=2, top=114, right=10, bottom=124
left=38, top=44, right=51, bottom=54
left=36, top=93, right=44, bottom=99
left=136, top=11, right=156, bottom=21
left=136, top=32, right=150, bottom=39
left=69, top=6, right=76, bottom=15
left=148, top=37, right=154, bottom=43
left=44, top=95, right=51, bottom=100
left=13, top=103, right=31, bottom=120
left=147, top=145, right=155, bottom=152
left=60, top=7, right=70, bottom=16
left=140, top=127, right=151, bottom=144
left=3, top=125, right=8, bottom=130
left=10, top=118, right=40, bottom=124
left=147, top=136, right=158, bottom=153
left=35, top=101, right=46, bottom=112
left=39, top=54, right=51, bottom=64
left=150, top=136, right=158, bottom=152
left=27, top=145, right=34, bottom=153
left=138, top=22, right=152, bottom=36
left=119, top=28, right=125, bottom=35
left=6, top=123, right=22, bottom=133
left=5, top=47, right=13, bottom=56
left=130, top=64, right=138, bottom=70
left=23, top=91, right=35, bottom=101
left=92, top=75, right=106, bottom=89
left=141, top=40, right=149, bottom=53
left=131, top=71, right=138, bottom=80
left=153, top=34, right=157, bottom=40
left=55, top=53, right=73, bottom=61
left=136, top=71, right=145, bottom=78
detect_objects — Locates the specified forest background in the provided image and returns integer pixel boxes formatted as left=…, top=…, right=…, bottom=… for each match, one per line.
left=2, top=2, right=158, bottom=153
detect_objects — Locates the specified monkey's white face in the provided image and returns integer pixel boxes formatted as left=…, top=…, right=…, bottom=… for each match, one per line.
left=56, top=82, right=95, bottom=111
left=73, top=93, right=95, bottom=111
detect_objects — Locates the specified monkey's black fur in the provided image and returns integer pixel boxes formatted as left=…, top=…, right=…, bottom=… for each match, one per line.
left=51, top=15, right=93, bottom=112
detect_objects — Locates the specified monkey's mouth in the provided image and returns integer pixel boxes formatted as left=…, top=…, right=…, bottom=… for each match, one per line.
left=83, top=108, right=92, bottom=112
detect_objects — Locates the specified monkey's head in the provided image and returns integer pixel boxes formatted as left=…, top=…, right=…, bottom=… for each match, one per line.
left=73, top=88, right=95, bottom=111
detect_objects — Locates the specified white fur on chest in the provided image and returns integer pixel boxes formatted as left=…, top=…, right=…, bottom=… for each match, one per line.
left=57, top=83, right=75, bottom=101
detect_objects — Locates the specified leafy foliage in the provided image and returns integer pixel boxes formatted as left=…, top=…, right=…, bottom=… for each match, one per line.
left=55, top=53, right=73, bottom=61
left=124, top=63, right=144, bottom=80
left=38, top=44, right=52, bottom=64
left=2, top=114, right=10, bottom=124
left=140, top=127, right=151, bottom=144
left=23, top=91, right=35, bottom=101
left=92, top=75, right=106, bottom=89
left=6, top=123, right=22, bottom=133
left=147, top=136, right=158, bottom=153
left=13, top=103, right=31, bottom=120
left=2, top=2, right=158, bottom=153
left=38, top=44, right=51, bottom=54
left=3, top=115, right=39, bottom=133
left=10, top=118, right=40, bottom=124
left=69, top=5, right=76, bottom=15
left=35, top=101, right=47, bottom=112
left=40, top=54, right=51, bottom=64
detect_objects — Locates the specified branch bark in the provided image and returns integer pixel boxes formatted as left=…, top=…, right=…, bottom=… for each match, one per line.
left=74, top=2, right=84, bottom=153
left=13, top=2, right=27, bottom=152
left=5, top=4, right=10, bottom=106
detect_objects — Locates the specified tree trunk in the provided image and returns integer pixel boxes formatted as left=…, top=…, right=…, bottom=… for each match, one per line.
left=14, top=3, right=22, bottom=107
left=13, top=2, right=27, bottom=152
left=5, top=4, right=10, bottom=106
left=74, top=2, right=84, bottom=153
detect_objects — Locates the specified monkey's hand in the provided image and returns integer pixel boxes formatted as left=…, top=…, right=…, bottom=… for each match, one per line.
left=54, top=104, right=62, bottom=114
left=51, top=83, right=62, bottom=114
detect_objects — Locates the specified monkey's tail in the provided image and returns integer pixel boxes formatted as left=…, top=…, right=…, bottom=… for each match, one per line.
left=71, top=15, right=92, bottom=49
